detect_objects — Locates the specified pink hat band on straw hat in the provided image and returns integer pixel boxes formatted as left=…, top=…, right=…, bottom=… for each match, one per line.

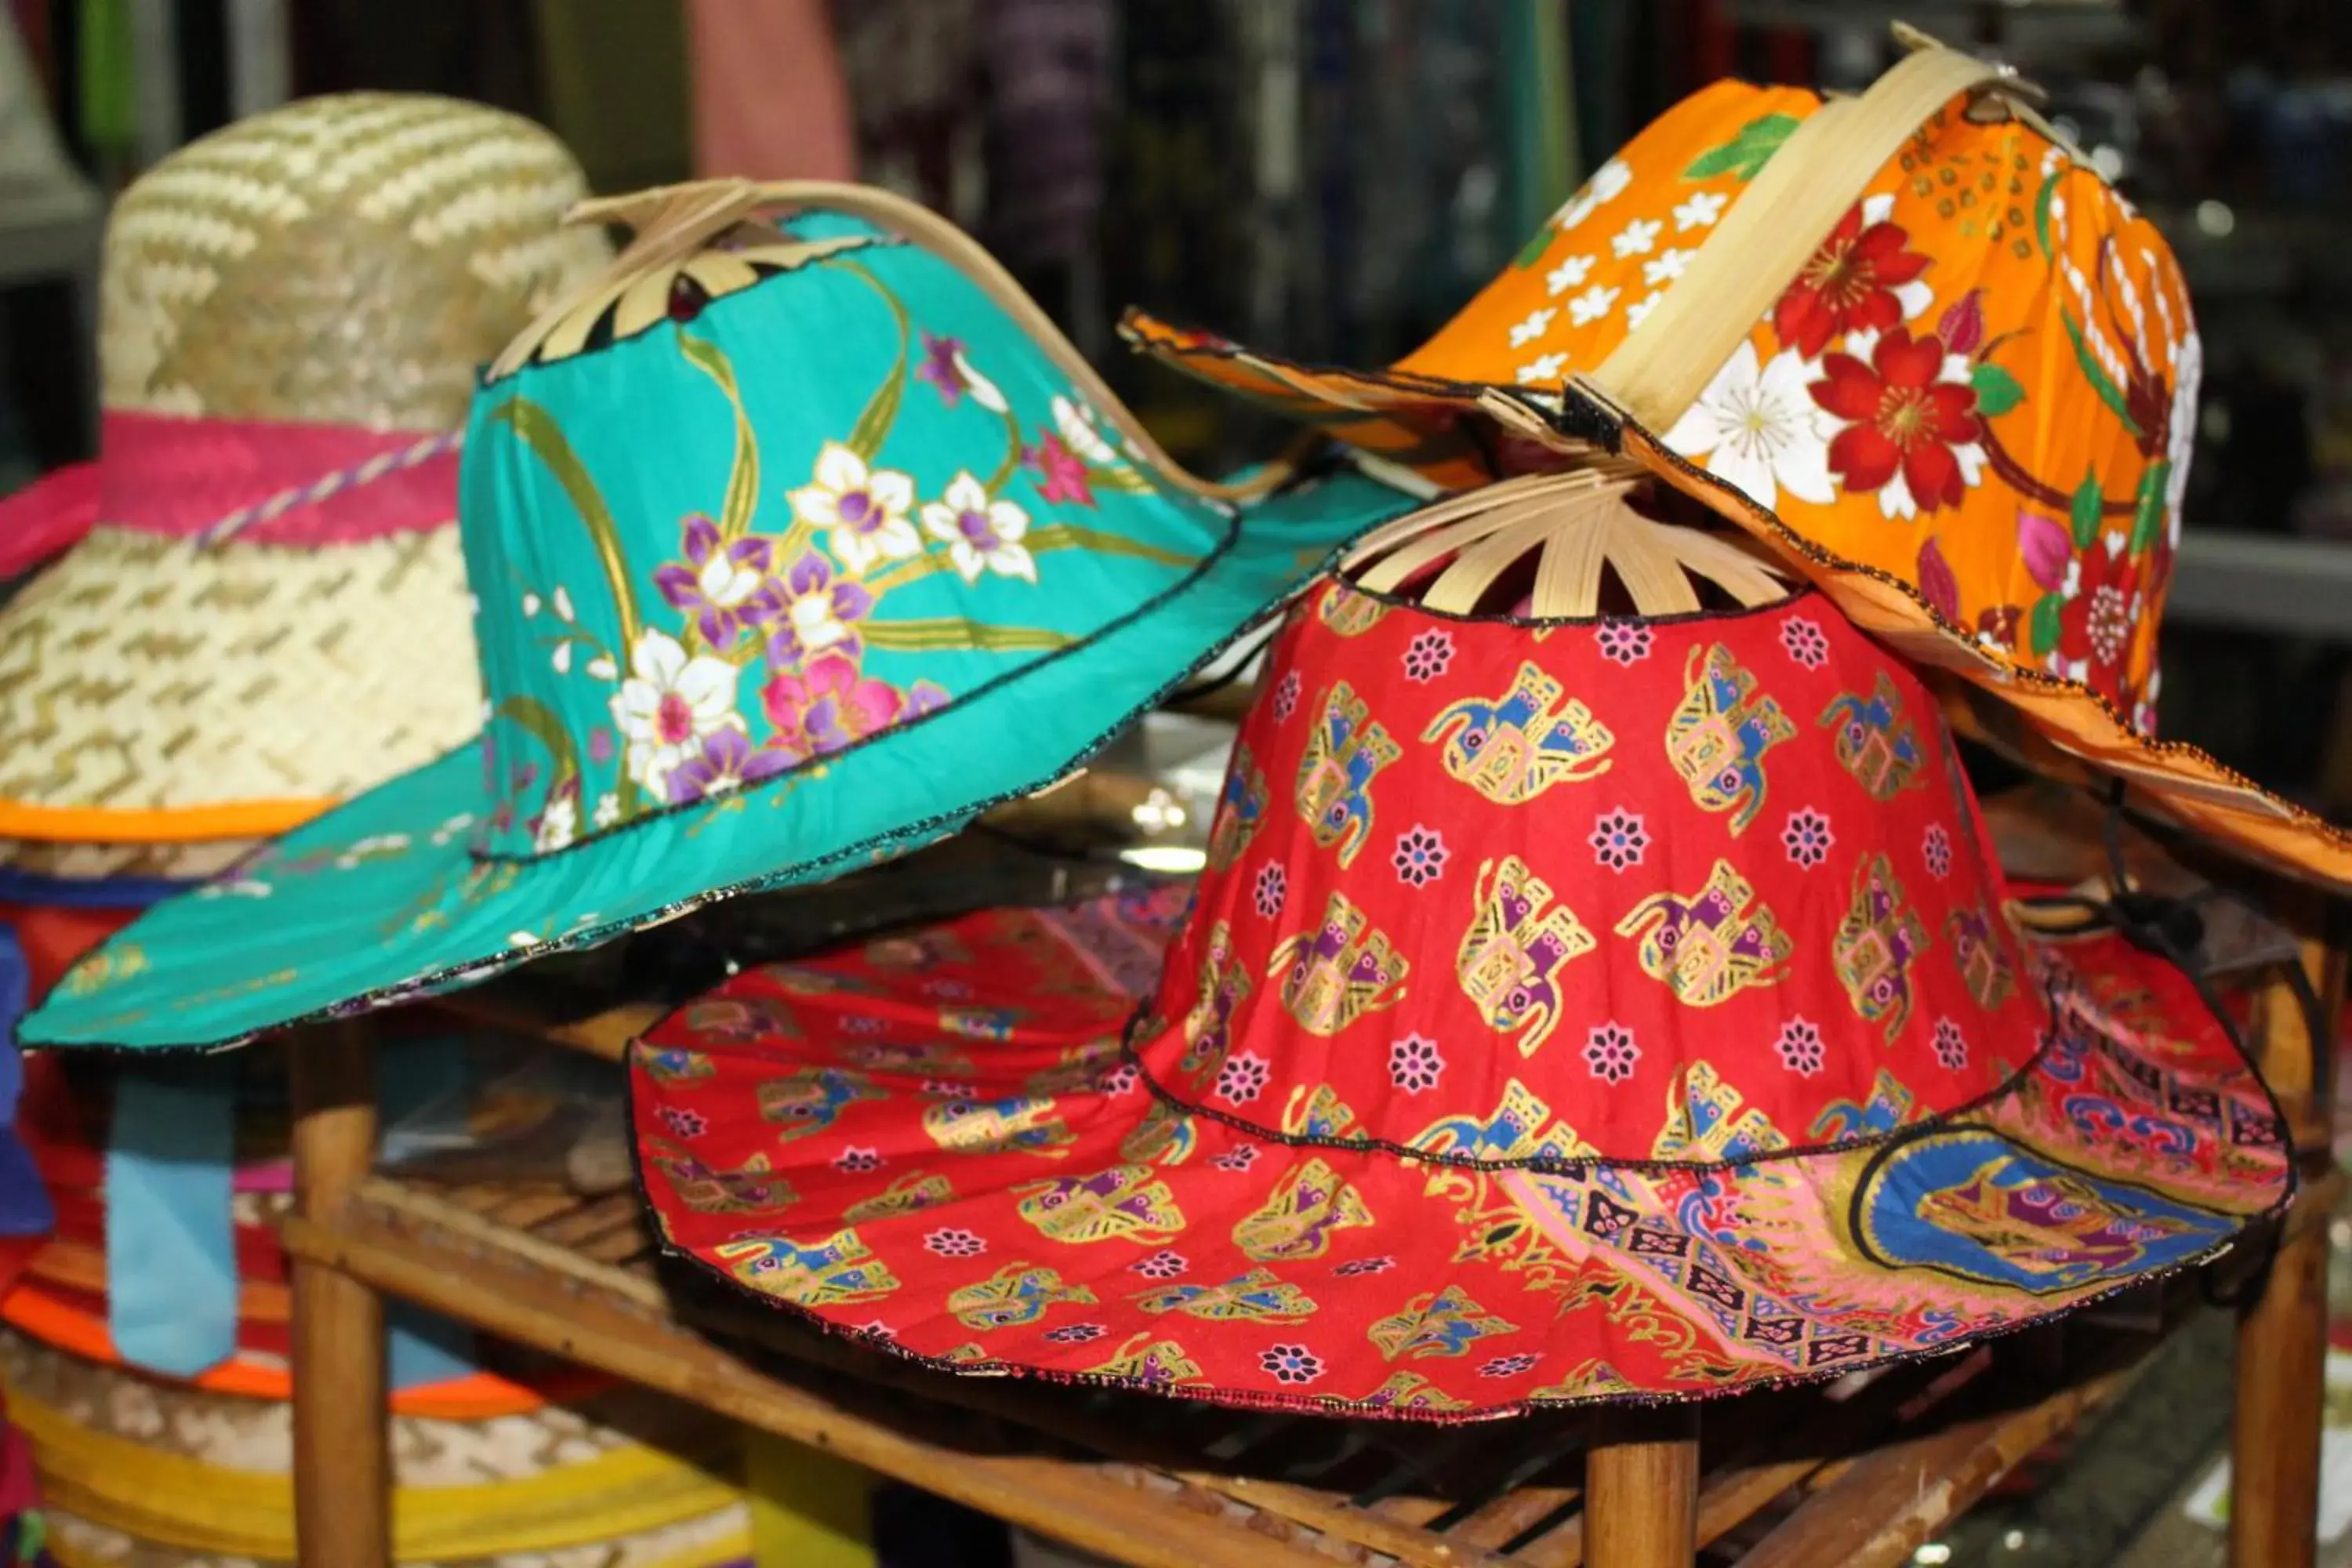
left=0, top=410, right=464, bottom=578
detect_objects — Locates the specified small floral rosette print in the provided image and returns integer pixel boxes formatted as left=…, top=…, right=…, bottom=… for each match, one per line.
left=634, top=579, right=2286, bottom=1419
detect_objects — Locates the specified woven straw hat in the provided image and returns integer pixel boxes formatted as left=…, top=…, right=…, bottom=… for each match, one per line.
left=0, top=93, right=612, bottom=850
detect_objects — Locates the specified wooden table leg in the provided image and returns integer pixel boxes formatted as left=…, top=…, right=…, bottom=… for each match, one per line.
left=290, top=1022, right=390, bottom=1568
left=1586, top=1407, right=1700, bottom=1568
left=2232, top=927, right=2347, bottom=1568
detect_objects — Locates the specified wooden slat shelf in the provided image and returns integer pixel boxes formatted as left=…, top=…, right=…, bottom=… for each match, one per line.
left=279, top=1168, right=2216, bottom=1568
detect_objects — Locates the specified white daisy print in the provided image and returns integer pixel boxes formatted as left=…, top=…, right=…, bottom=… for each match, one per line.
left=1508, top=306, right=1557, bottom=348
left=1551, top=157, right=1631, bottom=231
left=1672, top=191, right=1728, bottom=230
left=1544, top=253, right=1595, bottom=297
left=1566, top=285, right=1620, bottom=327
left=1642, top=247, right=1693, bottom=288
left=1624, top=292, right=1662, bottom=331
left=1660, top=342, right=1835, bottom=509
left=1515, top=351, right=1570, bottom=385
left=1610, top=217, right=1662, bottom=258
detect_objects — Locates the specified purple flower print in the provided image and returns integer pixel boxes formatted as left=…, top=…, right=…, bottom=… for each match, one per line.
left=1932, top=1018, right=1969, bottom=1070
left=1044, top=1323, right=1105, bottom=1345
left=1211, top=1145, right=1261, bottom=1172
left=762, top=652, right=908, bottom=761
left=766, top=550, right=874, bottom=669
left=1388, top=1033, right=1443, bottom=1093
left=1584, top=1022, right=1640, bottom=1084
left=1780, top=616, right=1831, bottom=668
left=1272, top=670, right=1301, bottom=720
left=1403, top=630, right=1455, bottom=682
left=913, top=331, right=1007, bottom=412
left=1392, top=825, right=1450, bottom=886
left=1261, top=1345, right=1326, bottom=1385
left=1775, top=1018, right=1825, bottom=1076
left=1782, top=808, right=1835, bottom=869
left=1024, top=434, right=1095, bottom=508
left=1133, top=1250, right=1189, bottom=1279
left=924, top=1228, right=986, bottom=1258
left=666, top=727, right=793, bottom=804
left=1478, top=1353, right=1541, bottom=1377
left=1595, top=620, right=1653, bottom=665
left=1252, top=863, right=1287, bottom=918
left=653, top=514, right=782, bottom=650
left=1334, top=1256, right=1394, bottom=1276
left=1591, top=808, right=1649, bottom=872
left=1214, top=1052, right=1271, bottom=1105
left=1922, top=824, right=1953, bottom=878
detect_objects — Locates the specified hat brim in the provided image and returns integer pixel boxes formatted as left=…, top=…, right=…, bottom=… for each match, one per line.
left=1118, top=314, right=2352, bottom=895
left=17, top=465, right=1414, bottom=1051
left=630, top=891, right=2288, bottom=1421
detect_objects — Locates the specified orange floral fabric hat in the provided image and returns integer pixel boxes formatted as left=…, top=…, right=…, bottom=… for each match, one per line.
left=1123, top=31, right=2352, bottom=895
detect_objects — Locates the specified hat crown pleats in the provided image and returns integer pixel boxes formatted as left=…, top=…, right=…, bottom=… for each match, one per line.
left=1343, top=469, right=1794, bottom=620
left=98, top=93, right=612, bottom=430
left=1136, top=577, right=2058, bottom=1167
left=457, top=201, right=1292, bottom=860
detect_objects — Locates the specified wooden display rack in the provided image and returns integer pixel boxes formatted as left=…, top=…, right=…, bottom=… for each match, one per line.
left=269, top=815, right=2348, bottom=1568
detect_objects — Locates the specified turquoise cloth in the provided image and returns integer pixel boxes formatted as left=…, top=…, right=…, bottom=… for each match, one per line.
left=24, top=208, right=1416, bottom=1051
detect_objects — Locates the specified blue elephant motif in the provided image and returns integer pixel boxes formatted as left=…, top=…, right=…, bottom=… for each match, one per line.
left=1296, top=681, right=1402, bottom=868
left=1664, top=644, right=1794, bottom=835
left=1422, top=660, right=1615, bottom=804
left=1819, top=673, right=1927, bottom=799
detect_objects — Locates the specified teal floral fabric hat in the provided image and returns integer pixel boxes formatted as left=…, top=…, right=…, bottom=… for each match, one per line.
left=19, top=180, right=1418, bottom=1051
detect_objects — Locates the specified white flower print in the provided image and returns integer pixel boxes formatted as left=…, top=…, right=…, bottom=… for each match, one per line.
left=1551, top=157, right=1631, bottom=231
left=1672, top=191, right=1727, bottom=230
left=586, top=654, right=619, bottom=681
left=610, top=629, right=744, bottom=798
left=532, top=790, right=578, bottom=853
left=1566, top=285, right=1619, bottom=327
left=1642, top=247, right=1693, bottom=288
left=1508, top=306, right=1557, bottom=348
left=921, top=470, right=1036, bottom=584
left=1052, top=394, right=1120, bottom=466
left=788, top=441, right=919, bottom=575
left=1544, top=253, right=1595, bottom=297
left=2163, top=328, right=2201, bottom=549
left=592, top=792, right=620, bottom=829
left=1515, top=351, right=1570, bottom=386
left=1624, top=292, right=1662, bottom=331
left=1661, top=342, right=1835, bottom=509
left=1610, top=217, right=1662, bottom=259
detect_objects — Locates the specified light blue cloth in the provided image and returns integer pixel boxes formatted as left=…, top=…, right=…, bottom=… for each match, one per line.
left=104, top=1063, right=236, bottom=1377
left=105, top=1033, right=481, bottom=1384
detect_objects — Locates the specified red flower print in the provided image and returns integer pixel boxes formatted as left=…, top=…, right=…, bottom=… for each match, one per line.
left=2056, top=537, right=2141, bottom=684
left=1812, top=329, right=1982, bottom=514
left=1023, top=434, right=1094, bottom=507
left=1774, top=205, right=1931, bottom=358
